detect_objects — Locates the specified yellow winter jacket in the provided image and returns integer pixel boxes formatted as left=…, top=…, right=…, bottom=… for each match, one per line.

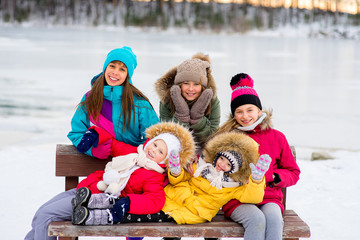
left=162, top=163, right=266, bottom=224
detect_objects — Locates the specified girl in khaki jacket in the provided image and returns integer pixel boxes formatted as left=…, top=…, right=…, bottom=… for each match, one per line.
left=154, top=53, right=221, bottom=151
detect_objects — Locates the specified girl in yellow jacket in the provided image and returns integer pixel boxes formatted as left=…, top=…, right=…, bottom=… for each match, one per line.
left=121, top=131, right=271, bottom=224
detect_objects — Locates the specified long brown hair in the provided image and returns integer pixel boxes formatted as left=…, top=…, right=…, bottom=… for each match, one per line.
left=80, top=74, right=153, bottom=130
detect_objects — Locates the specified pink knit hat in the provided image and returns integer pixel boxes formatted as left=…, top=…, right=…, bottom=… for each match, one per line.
left=230, top=73, right=262, bottom=115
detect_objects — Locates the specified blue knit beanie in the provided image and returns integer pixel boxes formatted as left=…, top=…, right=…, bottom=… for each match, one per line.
left=102, top=47, right=137, bottom=84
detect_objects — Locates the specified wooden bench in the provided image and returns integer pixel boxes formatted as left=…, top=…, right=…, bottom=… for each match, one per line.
left=48, top=144, right=311, bottom=240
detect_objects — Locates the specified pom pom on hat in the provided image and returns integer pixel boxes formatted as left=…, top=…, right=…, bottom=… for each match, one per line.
left=230, top=73, right=254, bottom=90
left=103, top=47, right=138, bottom=84
left=174, top=58, right=210, bottom=87
left=145, top=133, right=181, bottom=162
left=230, top=73, right=262, bottom=115
left=214, top=151, right=242, bottom=174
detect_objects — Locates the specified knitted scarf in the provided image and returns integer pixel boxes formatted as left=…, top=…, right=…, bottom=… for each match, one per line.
left=237, top=112, right=267, bottom=131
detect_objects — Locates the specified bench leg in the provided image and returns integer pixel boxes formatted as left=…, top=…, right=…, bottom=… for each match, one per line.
left=59, top=237, right=78, bottom=240
left=65, top=176, right=79, bottom=191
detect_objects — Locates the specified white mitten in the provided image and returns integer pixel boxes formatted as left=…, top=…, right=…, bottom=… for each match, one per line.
left=103, top=169, right=121, bottom=185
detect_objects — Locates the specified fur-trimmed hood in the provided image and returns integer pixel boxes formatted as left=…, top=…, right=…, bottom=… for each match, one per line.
left=258, top=109, right=273, bottom=131
left=154, top=52, right=217, bottom=104
left=145, top=122, right=195, bottom=169
left=202, top=131, right=259, bottom=184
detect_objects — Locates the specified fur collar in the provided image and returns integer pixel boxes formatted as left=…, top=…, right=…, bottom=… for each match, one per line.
left=201, top=131, right=259, bottom=184
left=145, top=122, right=196, bottom=169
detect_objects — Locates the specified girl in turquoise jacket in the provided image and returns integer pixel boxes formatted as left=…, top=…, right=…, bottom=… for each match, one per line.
left=25, top=47, right=159, bottom=240
left=67, top=47, right=159, bottom=159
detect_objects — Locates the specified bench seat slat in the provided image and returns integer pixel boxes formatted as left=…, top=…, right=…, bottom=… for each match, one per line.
left=48, top=210, right=310, bottom=238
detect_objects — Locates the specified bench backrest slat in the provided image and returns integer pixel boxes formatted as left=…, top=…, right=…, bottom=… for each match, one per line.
left=56, top=144, right=110, bottom=177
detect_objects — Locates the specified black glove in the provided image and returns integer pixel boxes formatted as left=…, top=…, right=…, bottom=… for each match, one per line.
left=110, top=197, right=130, bottom=223
left=77, top=129, right=99, bottom=153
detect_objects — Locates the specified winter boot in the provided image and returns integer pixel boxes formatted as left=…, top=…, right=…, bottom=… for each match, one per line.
left=72, top=206, right=113, bottom=225
left=87, top=193, right=116, bottom=209
left=71, top=187, right=91, bottom=211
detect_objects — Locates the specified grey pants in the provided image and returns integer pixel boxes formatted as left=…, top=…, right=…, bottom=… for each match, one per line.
left=25, top=188, right=76, bottom=240
left=230, top=202, right=284, bottom=240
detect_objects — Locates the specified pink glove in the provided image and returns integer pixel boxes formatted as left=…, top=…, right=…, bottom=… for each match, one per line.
left=91, top=139, right=112, bottom=159
left=250, top=154, right=271, bottom=181
left=169, top=150, right=181, bottom=176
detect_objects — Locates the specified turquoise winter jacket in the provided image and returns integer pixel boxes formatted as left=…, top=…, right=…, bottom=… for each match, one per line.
left=67, top=79, right=159, bottom=157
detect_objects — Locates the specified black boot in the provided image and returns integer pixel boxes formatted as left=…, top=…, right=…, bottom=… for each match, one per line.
left=71, top=187, right=91, bottom=210
left=72, top=206, right=89, bottom=225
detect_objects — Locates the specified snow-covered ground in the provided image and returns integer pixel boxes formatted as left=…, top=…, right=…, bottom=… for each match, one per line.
left=0, top=26, right=359, bottom=239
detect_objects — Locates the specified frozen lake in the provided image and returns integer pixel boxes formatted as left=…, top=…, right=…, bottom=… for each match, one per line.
left=1, top=26, right=359, bottom=151
left=1, top=26, right=360, bottom=240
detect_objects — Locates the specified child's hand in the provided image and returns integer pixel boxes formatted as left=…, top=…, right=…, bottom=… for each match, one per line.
left=77, top=128, right=99, bottom=153
left=170, top=85, right=190, bottom=123
left=169, top=150, right=182, bottom=176
left=250, top=154, right=271, bottom=183
left=110, top=196, right=130, bottom=223
left=190, top=88, right=213, bottom=125
left=92, top=139, right=112, bottom=159
left=185, top=155, right=199, bottom=175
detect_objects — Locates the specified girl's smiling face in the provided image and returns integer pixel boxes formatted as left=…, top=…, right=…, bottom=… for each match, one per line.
left=215, top=155, right=232, bottom=172
left=180, top=81, right=202, bottom=101
left=104, top=61, right=128, bottom=86
left=234, top=104, right=262, bottom=127
left=144, top=139, right=168, bottom=163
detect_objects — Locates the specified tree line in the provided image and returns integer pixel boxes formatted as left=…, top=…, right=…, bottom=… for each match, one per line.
left=1, top=0, right=359, bottom=36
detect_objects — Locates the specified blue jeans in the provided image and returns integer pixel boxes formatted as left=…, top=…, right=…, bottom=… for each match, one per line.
left=25, top=189, right=76, bottom=240
left=230, top=202, right=284, bottom=240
